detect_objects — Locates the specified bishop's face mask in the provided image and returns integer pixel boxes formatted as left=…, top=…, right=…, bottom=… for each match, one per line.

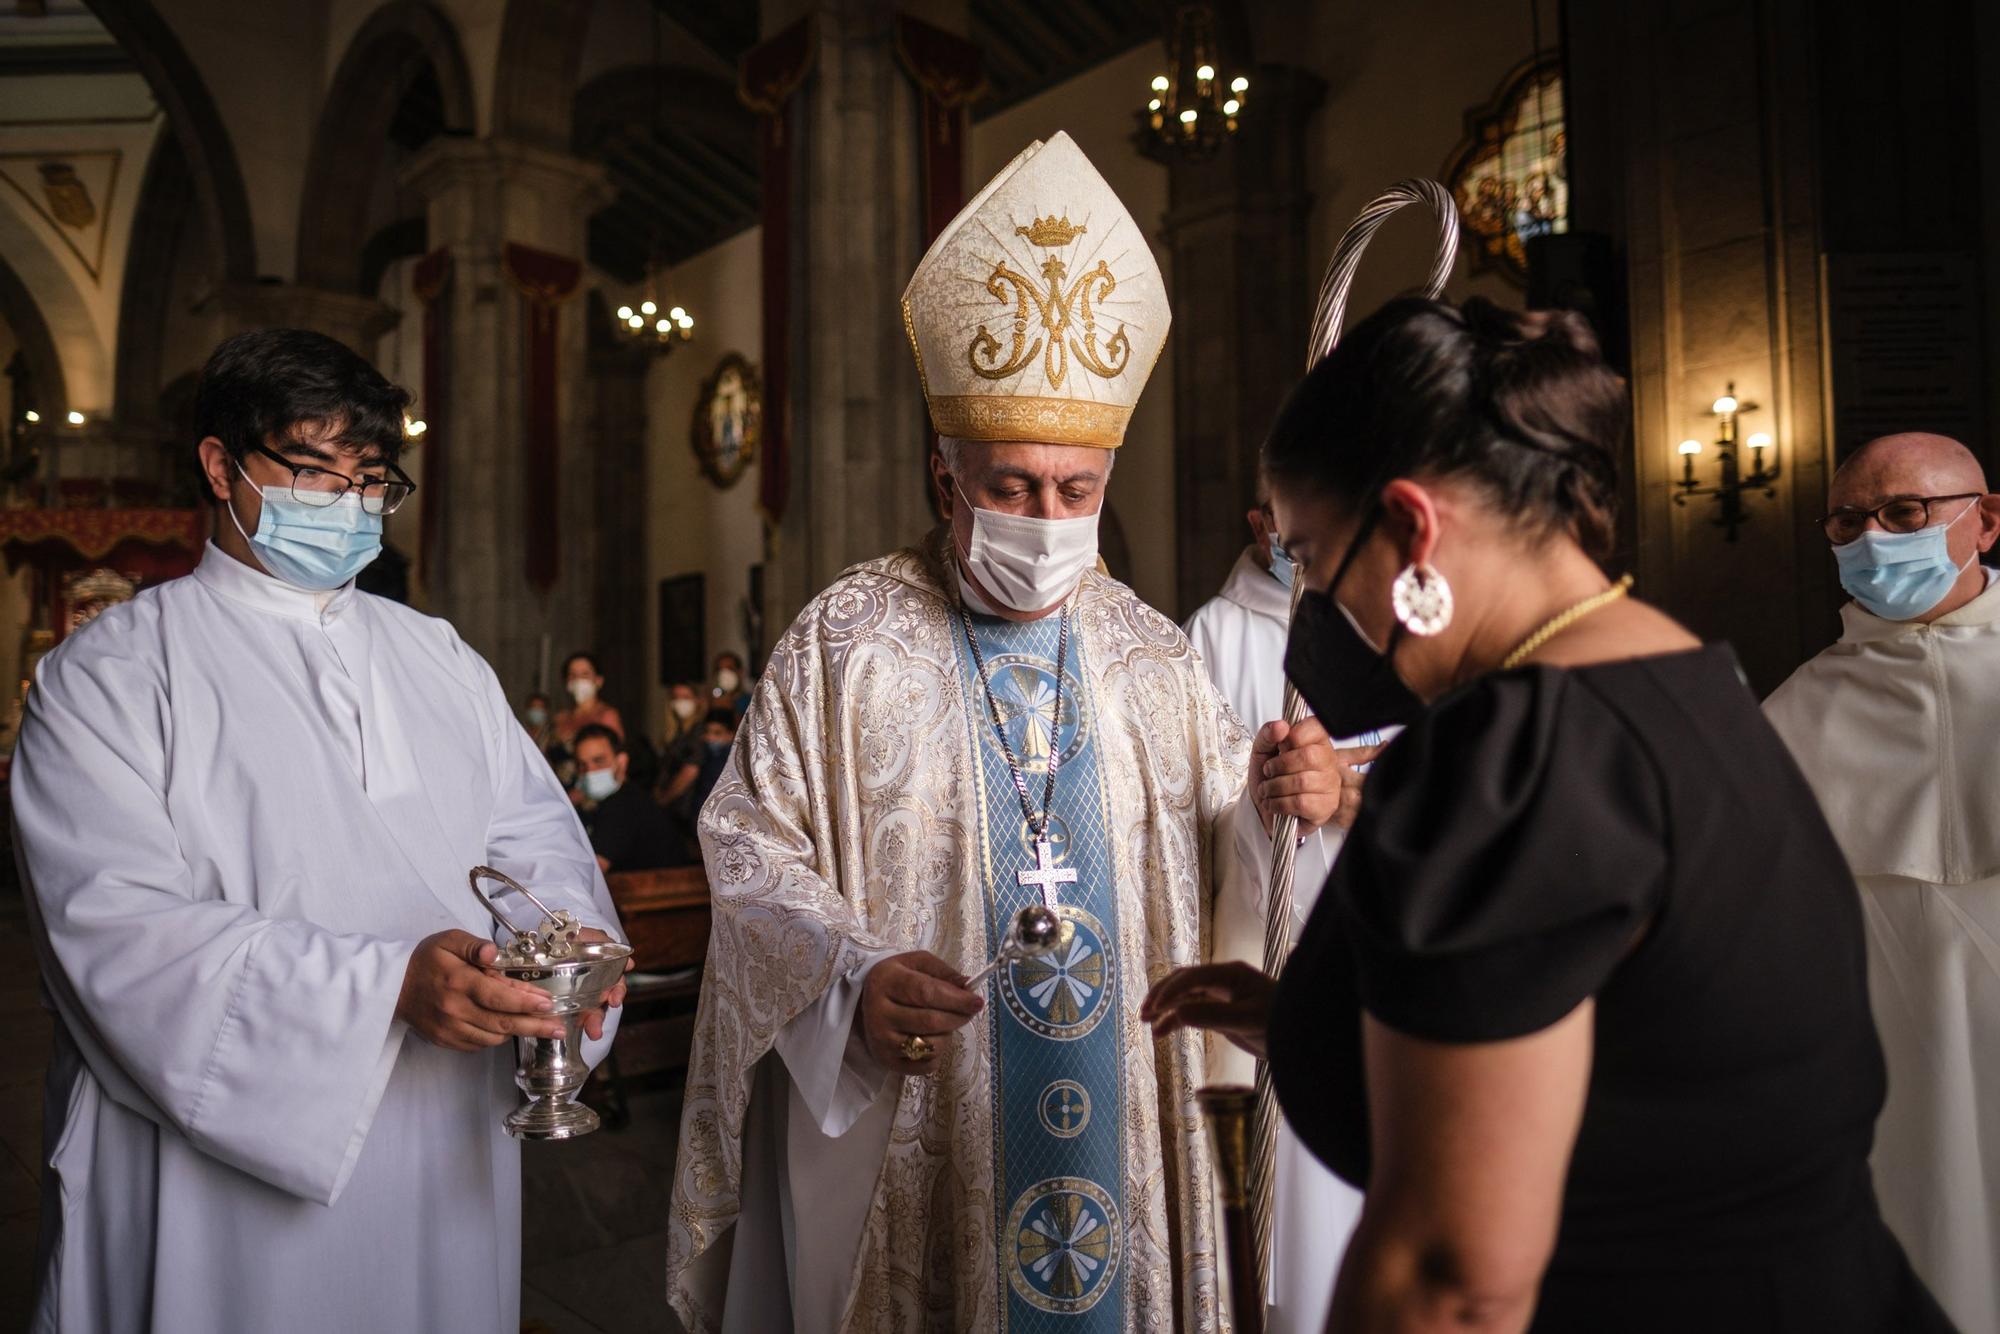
left=955, top=479, right=1100, bottom=613
left=1283, top=507, right=1426, bottom=739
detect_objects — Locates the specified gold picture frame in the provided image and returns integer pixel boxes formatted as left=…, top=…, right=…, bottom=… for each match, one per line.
left=691, top=352, right=762, bottom=489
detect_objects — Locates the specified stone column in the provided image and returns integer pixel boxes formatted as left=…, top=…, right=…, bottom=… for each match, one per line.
left=400, top=136, right=612, bottom=697
left=585, top=295, right=653, bottom=717
left=1146, top=65, right=1325, bottom=618
left=759, top=0, right=953, bottom=629
left=1568, top=0, right=1831, bottom=693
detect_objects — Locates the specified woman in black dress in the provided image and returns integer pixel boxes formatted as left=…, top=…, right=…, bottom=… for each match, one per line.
left=1144, top=298, right=1950, bottom=1332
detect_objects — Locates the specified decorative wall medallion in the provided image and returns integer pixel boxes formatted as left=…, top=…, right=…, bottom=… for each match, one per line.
left=1443, top=57, right=1567, bottom=284
left=0, top=152, right=121, bottom=282
left=690, top=352, right=761, bottom=489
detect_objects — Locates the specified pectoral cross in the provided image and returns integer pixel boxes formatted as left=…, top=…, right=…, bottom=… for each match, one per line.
left=1017, top=837, right=1077, bottom=911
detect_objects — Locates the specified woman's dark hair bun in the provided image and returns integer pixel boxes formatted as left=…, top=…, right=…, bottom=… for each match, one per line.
left=1263, top=295, right=1628, bottom=558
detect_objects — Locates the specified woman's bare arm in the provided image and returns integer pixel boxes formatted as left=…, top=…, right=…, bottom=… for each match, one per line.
left=1329, top=1002, right=1592, bottom=1334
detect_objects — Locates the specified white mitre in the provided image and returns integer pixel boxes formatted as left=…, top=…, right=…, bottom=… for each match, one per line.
left=901, top=131, right=1170, bottom=449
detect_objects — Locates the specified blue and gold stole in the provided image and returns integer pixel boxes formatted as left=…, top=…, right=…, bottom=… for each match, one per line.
left=953, top=605, right=1127, bottom=1330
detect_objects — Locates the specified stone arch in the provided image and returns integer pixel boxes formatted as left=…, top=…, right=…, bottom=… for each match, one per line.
left=296, top=1, right=477, bottom=292
left=85, top=0, right=258, bottom=285
left=493, top=0, right=594, bottom=153
left=113, top=130, right=193, bottom=423
left=0, top=250, right=69, bottom=419
left=0, top=201, right=103, bottom=413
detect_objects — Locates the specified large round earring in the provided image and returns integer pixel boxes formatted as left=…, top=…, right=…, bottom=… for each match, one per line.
left=1391, top=563, right=1453, bottom=636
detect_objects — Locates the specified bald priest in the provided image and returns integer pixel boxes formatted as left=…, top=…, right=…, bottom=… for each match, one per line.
left=665, top=132, right=1344, bottom=1332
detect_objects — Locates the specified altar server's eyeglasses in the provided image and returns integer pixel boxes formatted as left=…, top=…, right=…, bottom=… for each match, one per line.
left=1819, top=493, right=1981, bottom=546
left=247, top=441, right=417, bottom=515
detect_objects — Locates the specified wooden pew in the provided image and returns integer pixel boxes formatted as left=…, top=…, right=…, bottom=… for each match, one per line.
left=605, top=864, right=711, bottom=972
left=593, top=865, right=712, bottom=1121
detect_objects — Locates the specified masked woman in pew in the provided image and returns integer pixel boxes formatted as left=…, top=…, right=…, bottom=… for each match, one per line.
left=1143, top=297, right=1952, bottom=1334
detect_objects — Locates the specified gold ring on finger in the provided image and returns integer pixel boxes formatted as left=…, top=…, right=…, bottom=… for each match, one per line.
left=900, top=1034, right=935, bottom=1062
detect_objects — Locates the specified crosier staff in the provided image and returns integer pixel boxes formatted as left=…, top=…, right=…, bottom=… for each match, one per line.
left=1237, top=178, right=1463, bottom=1317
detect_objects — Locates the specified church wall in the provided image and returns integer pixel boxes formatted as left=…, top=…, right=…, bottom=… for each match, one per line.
left=969, top=42, right=1179, bottom=617
left=638, top=225, right=763, bottom=740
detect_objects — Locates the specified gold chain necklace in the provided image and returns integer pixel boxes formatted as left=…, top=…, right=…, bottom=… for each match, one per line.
left=1500, top=574, right=1636, bottom=670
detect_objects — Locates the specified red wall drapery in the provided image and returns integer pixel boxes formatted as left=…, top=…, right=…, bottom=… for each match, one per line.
left=501, top=243, right=581, bottom=594
left=740, top=18, right=816, bottom=527
left=894, top=15, right=986, bottom=245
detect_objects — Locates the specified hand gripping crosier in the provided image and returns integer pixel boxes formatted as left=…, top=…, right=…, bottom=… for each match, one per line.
left=467, top=866, right=632, bottom=1139
left=1200, top=181, right=1463, bottom=1332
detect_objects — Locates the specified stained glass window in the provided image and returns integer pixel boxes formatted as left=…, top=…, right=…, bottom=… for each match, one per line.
left=1444, top=57, right=1568, bottom=284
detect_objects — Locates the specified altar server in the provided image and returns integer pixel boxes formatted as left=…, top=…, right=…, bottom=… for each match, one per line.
left=1765, top=430, right=2000, bottom=1334
left=12, top=329, right=624, bottom=1334
left=665, top=132, right=1344, bottom=1332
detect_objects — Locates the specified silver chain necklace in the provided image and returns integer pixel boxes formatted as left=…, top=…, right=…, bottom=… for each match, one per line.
left=961, top=602, right=1078, bottom=910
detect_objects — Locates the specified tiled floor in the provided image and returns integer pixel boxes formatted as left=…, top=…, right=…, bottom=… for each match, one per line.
left=0, top=885, right=688, bottom=1334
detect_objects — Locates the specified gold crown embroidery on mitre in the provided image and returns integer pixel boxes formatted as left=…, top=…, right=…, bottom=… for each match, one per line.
left=1015, top=214, right=1086, bottom=248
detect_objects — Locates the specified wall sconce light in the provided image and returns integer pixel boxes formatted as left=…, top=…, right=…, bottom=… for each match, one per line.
left=1672, top=382, right=1779, bottom=541
left=65, top=410, right=85, bottom=427
left=22, top=410, right=39, bottom=424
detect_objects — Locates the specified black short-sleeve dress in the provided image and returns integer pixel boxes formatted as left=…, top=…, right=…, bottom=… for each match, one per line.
left=1267, top=646, right=1952, bottom=1332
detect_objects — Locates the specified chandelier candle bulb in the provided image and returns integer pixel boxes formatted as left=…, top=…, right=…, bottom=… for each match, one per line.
left=66, top=411, right=84, bottom=426
left=1748, top=432, right=1772, bottom=450
left=1679, top=439, right=1704, bottom=455
left=22, top=410, right=37, bottom=423
left=1231, top=75, right=1249, bottom=93
left=1196, top=63, right=1215, bottom=82
left=640, top=300, right=656, bottom=316
left=616, top=305, right=633, bottom=321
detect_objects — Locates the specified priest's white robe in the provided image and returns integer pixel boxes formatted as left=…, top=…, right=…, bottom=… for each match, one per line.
left=1184, top=548, right=1364, bottom=1334
left=11, top=544, right=621, bottom=1334
left=666, top=532, right=1261, bottom=1333
left=1763, top=578, right=2000, bottom=1334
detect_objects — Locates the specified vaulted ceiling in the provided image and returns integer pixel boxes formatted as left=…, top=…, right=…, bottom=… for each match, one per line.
left=579, top=0, right=1160, bottom=282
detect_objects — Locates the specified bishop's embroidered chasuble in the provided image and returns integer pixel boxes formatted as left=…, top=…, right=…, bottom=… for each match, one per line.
left=666, top=531, right=1257, bottom=1333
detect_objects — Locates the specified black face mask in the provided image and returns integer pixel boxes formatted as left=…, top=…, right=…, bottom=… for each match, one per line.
left=1282, top=510, right=1426, bottom=740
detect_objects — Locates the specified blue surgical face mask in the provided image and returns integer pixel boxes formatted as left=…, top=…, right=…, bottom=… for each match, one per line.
left=229, top=461, right=383, bottom=591
left=1834, top=502, right=1977, bottom=620
left=704, top=739, right=731, bottom=760
left=1267, top=533, right=1295, bottom=590
left=580, top=767, right=621, bottom=801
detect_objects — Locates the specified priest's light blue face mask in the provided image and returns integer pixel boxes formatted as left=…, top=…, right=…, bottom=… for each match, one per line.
left=228, top=460, right=384, bottom=591
left=1833, top=499, right=1977, bottom=621
left=1267, top=532, right=1296, bottom=590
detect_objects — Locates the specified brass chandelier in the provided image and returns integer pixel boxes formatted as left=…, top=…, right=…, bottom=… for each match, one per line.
left=1143, top=4, right=1249, bottom=159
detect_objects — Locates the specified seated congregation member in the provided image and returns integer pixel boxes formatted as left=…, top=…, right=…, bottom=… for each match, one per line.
left=555, top=649, right=625, bottom=746
left=11, top=329, right=626, bottom=1333
left=1765, top=431, right=2000, bottom=1334
left=657, top=680, right=704, bottom=799
left=522, top=689, right=554, bottom=752
left=1146, top=297, right=1949, bottom=1333
left=573, top=723, right=680, bottom=874
left=707, top=650, right=750, bottom=719
left=663, top=707, right=737, bottom=864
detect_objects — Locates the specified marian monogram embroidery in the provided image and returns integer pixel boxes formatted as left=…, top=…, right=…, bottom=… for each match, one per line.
left=967, top=214, right=1133, bottom=388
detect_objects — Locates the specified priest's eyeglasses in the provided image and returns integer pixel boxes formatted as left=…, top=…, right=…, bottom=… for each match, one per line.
left=247, top=441, right=417, bottom=515
left=1819, top=493, right=1980, bottom=546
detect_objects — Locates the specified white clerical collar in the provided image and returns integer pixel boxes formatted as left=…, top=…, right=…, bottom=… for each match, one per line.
left=1217, top=546, right=1292, bottom=622
left=194, top=541, right=355, bottom=623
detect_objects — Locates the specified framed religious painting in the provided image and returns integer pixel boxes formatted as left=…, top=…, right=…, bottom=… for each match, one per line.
left=1443, top=55, right=1568, bottom=285
left=690, top=352, right=762, bottom=489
